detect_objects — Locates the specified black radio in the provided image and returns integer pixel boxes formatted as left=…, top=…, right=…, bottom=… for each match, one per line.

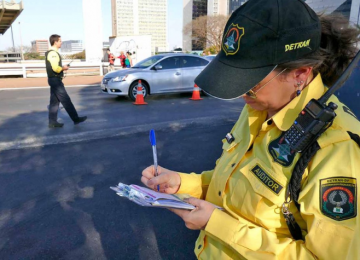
left=284, top=51, right=360, bottom=153
left=284, top=100, right=337, bottom=152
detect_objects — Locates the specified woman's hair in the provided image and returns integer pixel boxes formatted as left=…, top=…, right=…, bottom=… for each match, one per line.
left=277, top=13, right=360, bottom=86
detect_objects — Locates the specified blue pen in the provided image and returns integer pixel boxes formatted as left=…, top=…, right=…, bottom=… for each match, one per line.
left=149, top=129, right=159, bottom=191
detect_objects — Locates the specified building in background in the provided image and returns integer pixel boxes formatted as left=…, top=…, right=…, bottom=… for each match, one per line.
left=304, top=0, right=360, bottom=26
left=183, top=0, right=208, bottom=51
left=111, top=0, right=167, bottom=53
left=31, top=40, right=49, bottom=56
left=208, top=0, right=228, bottom=16
left=103, top=42, right=110, bottom=49
left=228, top=0, right=247, bottom=13
left=60, top=40, right=83, bottom=54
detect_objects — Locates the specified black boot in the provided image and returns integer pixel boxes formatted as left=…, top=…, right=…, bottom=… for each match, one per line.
left=74, top=116, right=87, bottom=125
left=49, top=121, right=64, bottom=128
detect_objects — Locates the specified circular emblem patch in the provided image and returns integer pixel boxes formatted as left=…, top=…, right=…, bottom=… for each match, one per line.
left=222, top=23, right=244, bottom=56
left=320, top=177, right=357, bottom=221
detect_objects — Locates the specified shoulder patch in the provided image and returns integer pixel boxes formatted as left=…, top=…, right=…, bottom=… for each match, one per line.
left=250, top=164, right=284, bottom=195
left=320, top=177, right=357, bottom=221
left=268, top=132, right=296, bottom=167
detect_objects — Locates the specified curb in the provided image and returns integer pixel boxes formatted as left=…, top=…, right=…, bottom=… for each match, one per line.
left=0, top=116, right=237, bottom=151
left=0, top=84, right=100, bottom=91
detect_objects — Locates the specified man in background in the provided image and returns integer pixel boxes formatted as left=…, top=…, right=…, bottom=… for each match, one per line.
left=107, top=49, right=115, bottom=72
left=45, top=34, right=87, bottom=128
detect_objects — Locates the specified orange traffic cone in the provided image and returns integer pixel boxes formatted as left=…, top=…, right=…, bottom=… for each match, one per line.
left=190, top=84, right=203, bottom=100
left=133, top=80, right=148, bottom=105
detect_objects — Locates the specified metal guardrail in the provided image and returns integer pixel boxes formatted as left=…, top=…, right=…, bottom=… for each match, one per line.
left=0, top=62, right=109, bottom=78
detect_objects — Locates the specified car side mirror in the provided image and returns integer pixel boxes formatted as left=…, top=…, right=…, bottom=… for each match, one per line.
left=154, top=64, right=163, bottom=70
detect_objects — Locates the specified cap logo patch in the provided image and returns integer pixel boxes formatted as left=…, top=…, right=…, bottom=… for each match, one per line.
left=285, top=39, right=311, bottom=52
left=320, top=177, right=357, bottom=221
left=222, top=23, right=244, bottom=56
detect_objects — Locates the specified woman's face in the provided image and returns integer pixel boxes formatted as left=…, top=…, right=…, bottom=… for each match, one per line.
left=242, top=68, right=312, bottom=117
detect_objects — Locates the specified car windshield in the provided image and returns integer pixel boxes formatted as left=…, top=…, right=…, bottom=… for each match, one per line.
left=204, top=56, right=216, bottom=61
left=132, top=56, right=165, bottom=68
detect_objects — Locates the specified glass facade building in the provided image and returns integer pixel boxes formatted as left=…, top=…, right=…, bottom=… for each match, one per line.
left=304, top=0, right=359, bottom=25
left=228, top=0, right=247, bottom=13
left=192, top=0, right=208, bottom=50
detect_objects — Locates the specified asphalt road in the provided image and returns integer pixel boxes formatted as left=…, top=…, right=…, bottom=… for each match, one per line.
left=0, top=86, right=245, bottom=259
left=0, top=86, right=244, bottom=150
left=0, top=122, right=234, bottom=260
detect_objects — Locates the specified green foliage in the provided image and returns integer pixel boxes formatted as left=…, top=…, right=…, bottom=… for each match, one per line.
left=70, top=50, right=86, bottom=60
left=204, top=46, right=218, bottom=54
left=24, top=52, right=45, bottom=60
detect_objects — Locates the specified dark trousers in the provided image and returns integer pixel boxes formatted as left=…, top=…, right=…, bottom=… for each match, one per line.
left=48, top=77, right=79, bottom=123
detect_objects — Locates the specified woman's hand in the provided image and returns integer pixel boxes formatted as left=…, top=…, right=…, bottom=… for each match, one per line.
left=169, top=198, right=216, bottom=230
left=141, top=165, right=181, bottom=194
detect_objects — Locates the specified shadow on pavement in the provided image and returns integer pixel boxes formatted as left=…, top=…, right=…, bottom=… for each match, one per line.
left=0, top=85, right=236, bottom=259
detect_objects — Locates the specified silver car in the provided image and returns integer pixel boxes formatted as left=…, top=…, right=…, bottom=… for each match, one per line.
left=100, top=53, right=210, bottom=101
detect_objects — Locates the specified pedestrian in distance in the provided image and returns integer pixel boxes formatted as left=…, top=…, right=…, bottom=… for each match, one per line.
left=125, top=52, right=132, bottom=68
left=118, top=51, right=126, bottom=68
left=107, top=49, right=116, bottom=73
left=141, top=0, right=360, bottom=259
left=46, top=34, right=87, bottom=128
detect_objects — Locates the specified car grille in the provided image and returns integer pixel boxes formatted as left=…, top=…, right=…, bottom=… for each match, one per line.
left=102, top=78, right=111, bottom=84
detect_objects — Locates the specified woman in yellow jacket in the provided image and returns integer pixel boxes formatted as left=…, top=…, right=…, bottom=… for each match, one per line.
left=142, top=0, right=360, bottom=259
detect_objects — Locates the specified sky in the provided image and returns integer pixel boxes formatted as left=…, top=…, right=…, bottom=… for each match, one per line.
left=0, top=0, right=183, bottom=51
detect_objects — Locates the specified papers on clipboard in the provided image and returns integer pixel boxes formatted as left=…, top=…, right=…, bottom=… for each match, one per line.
left=110, top=182, right=224, bottom=210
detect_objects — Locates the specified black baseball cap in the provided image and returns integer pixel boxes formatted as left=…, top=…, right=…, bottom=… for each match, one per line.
left=195, top=0, right=321, bottom=100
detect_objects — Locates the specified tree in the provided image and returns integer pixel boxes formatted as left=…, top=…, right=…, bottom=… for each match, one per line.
left=5, top=45, right=33, bottom=53
left=24, top=52, right=45, bottom=60
left=69, top=50, right=86, bottom=60
left=183, top=15, right=229, bottom=52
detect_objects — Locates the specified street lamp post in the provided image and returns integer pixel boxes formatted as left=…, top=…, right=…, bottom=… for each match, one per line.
left=18, top=21, right=24, bottom=60
left=10, top=25, right=15, bottom=52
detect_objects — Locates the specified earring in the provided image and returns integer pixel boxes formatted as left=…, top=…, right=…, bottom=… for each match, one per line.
left=296, top=81, right=304, bottom=96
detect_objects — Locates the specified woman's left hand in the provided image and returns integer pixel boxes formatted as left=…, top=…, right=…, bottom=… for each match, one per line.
left=168, top=198, right=216, bottom=230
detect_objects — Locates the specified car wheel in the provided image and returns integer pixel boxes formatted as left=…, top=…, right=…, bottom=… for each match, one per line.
left=129, top=81, right=148, bottom=101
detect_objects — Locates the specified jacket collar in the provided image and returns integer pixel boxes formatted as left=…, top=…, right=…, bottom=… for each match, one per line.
left=50, top=46, right=58, bottom=51
left=272, top=73, right=325, bottom=131
left=246, top=73, right=326, bottom=132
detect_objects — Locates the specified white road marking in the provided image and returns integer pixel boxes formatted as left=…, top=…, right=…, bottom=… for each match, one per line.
left=0, top=84, right=100, bottom=91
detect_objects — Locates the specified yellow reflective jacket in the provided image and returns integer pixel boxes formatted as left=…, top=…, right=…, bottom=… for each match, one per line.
left=177, top=74, right=360, bottom=260
left=46, top=46, right=63, bottom=74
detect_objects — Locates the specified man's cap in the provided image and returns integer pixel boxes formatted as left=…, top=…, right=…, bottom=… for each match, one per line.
left=195, top=0, right=321, bottom=100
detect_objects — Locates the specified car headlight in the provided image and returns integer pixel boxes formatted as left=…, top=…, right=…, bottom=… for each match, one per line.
left=112, top=75, right=128, bottom=82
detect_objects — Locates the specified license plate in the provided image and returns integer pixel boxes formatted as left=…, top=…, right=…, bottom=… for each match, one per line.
left=101, top=83, right=107, bottom=90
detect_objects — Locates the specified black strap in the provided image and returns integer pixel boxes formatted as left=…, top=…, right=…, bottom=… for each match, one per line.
left=348, top=131, right=360, bottom=147
left=289, top=142, right=321, bottom=211
left=283, top=211, right=303, bottom=240
left=284, top=131, right=360, bottom=240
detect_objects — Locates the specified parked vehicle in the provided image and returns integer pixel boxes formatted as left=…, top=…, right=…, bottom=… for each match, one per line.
left=203, top=55, right=216, bottom=62
left=100, top=53, right=210, bottom=101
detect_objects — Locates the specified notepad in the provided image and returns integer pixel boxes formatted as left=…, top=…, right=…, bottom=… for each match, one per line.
left=110, top=182, right=223, bottom=210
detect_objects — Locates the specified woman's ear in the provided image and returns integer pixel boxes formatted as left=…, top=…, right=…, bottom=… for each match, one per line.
left=293, top=67, right=313, bottom=83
